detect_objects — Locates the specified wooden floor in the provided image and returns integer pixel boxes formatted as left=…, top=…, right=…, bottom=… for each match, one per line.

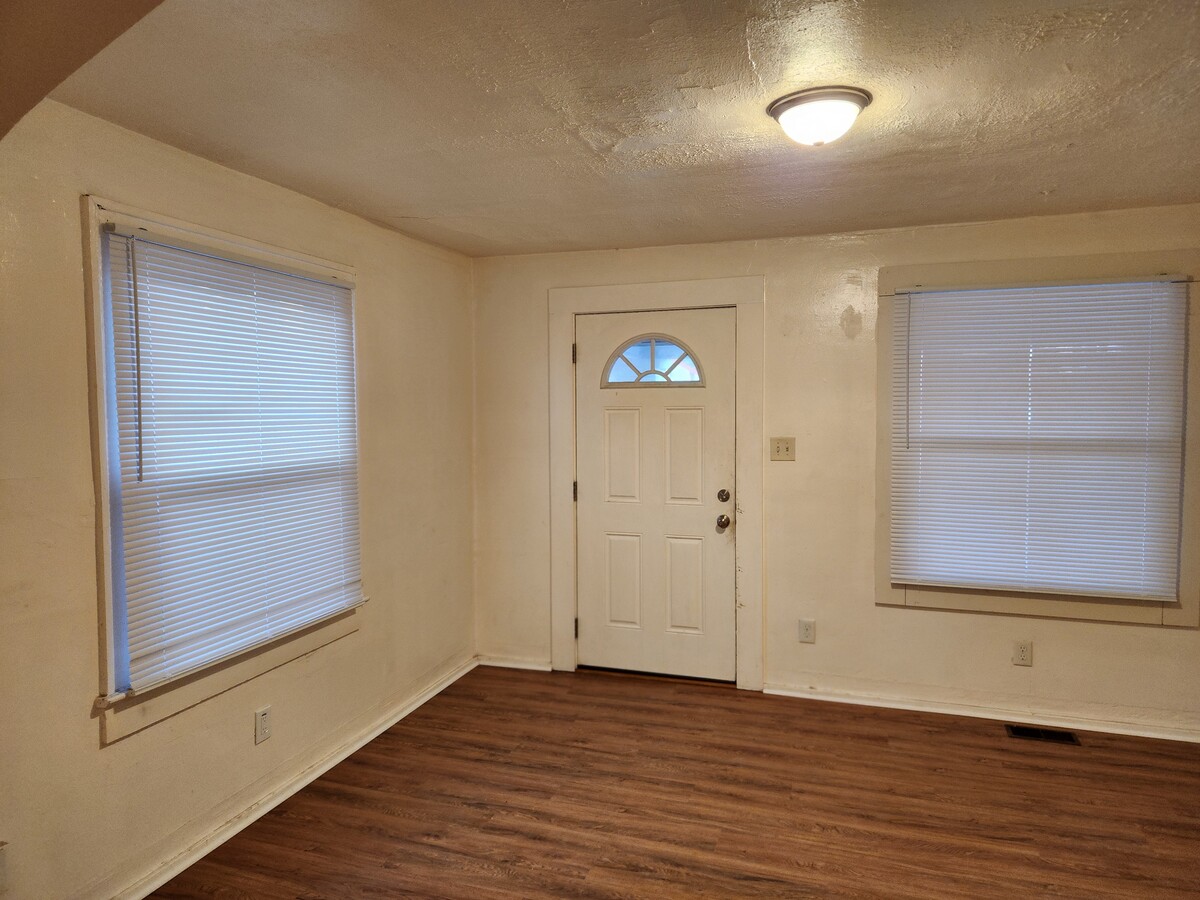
left=156, top=666, right=1200, bottom=899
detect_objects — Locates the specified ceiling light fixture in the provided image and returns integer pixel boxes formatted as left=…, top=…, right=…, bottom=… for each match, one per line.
left=767, top=86, right=872, bottom=147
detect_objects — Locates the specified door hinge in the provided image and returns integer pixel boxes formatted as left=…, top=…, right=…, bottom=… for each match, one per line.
left=572, top=343, right=577, bottom=364
left=573, top=480, right=578, bottom=501
left=574, top=617, right=579, bottom=638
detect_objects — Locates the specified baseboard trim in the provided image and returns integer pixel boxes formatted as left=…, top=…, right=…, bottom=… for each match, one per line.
left=477, top=655, right=553, bottom=671
left=763, top=682, right=1200, bottom=744
left=117, top=656, right=479, bottom=899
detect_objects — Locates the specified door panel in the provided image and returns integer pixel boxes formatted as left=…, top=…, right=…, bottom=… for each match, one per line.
left=604, top=408, right=641, bottom=501
left=666, top=536, right=704, bottom=632
left=605, top=533, right=642, bottom=627
left=576, top=307, right=736, bottom=681
left=665, top=407, right=704, bottom=504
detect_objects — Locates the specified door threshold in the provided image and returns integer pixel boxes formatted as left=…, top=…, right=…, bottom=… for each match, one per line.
left=576, top=665, right=735, bottom=687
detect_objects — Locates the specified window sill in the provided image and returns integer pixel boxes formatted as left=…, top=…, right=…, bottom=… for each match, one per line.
left=876, top=582, right=1193, bottom=627
left=98, top=608, right=359, bottom=744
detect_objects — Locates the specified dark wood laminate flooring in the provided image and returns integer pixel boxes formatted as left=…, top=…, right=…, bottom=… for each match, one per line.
left=155, top=666, right=1200, bottom=898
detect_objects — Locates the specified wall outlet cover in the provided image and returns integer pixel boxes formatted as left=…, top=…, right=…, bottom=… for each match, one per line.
left=1012, top=640, right=1033, bottom=667
left=798, top=619, right=816, bottom=643
left=254, top=705, right=272, bottom=744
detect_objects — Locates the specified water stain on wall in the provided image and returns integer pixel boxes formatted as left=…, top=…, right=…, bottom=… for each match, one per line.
left=839, top=304, right=863, bottom=339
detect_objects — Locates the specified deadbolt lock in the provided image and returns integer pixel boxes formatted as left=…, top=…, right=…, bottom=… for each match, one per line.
left=717, top=489, right=730, bottom=502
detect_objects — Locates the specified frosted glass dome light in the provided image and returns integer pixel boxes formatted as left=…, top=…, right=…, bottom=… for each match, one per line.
left=768, top=87, right=872, bottom=147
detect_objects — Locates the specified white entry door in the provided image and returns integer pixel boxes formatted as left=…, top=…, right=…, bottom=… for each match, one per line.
left=575, top=307, right=736, bottom=681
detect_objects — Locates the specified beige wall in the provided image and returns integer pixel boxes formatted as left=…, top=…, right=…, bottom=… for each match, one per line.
left=0, top=102, right=475, bottom=899
left=473, top=203, right=1200, bottom=737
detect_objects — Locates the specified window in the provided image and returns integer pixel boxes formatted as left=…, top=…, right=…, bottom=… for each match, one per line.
left=603, top=334, right=703, bottom=386
left=99, top=227, right=362, bottom=697
left=889, top=279, right=1187, bottom=602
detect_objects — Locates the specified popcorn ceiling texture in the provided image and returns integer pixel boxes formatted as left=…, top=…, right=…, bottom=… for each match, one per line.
left=52, top=0, right=1200, bottom=256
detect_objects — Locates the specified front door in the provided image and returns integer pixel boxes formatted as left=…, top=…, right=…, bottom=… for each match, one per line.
left=575, top=307, right=736, bottom=680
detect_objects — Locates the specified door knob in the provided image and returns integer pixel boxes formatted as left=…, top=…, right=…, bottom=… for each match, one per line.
left=717, top=489, right=730, bottom=502
left=716, top=514, right=731, bottom=529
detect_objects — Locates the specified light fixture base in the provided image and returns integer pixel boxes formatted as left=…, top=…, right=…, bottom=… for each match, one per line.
left=766, top=86, right=873, bottom=121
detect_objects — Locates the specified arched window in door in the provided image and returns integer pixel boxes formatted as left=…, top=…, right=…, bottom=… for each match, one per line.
left=602, top=334, right=704, bottom=387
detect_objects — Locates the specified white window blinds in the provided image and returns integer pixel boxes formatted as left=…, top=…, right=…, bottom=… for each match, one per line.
left=103, top=231, right=362, bottom=694
left=890, top=281, right=1187, bottom=601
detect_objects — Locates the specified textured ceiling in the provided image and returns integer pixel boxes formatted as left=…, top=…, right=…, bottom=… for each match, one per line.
left=0, top=0, right=163, bottom=139
left=53, top=0, right=1200, bottom=257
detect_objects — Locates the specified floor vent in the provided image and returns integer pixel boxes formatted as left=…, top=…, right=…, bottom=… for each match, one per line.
left=1005, top=723, right=1080, bottom=745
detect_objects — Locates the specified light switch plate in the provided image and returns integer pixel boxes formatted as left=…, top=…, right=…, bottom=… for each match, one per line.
left=770, top=437, right=796, bottom=461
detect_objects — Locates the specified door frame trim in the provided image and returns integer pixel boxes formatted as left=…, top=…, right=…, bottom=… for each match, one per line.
left=549, top=277, right=765, bottom=690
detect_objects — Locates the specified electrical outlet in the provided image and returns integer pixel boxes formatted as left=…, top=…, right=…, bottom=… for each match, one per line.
left=1012, top=640, right=1033, bottom=667
left=254, top=705, right=272, bottom=744
left=798, top=619, right=816, bottom=643
left=770, top=437, right=796, bottom=461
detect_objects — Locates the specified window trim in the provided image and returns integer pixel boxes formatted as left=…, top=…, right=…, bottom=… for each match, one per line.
left=875, top=250, right=1199, bottom=627
left=83, top=196, right=362, bottom=741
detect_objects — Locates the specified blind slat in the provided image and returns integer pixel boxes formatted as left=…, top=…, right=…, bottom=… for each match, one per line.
left=890, top=281, right=1187, bottom=602
left=105, top=232, right=361, bottom=693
